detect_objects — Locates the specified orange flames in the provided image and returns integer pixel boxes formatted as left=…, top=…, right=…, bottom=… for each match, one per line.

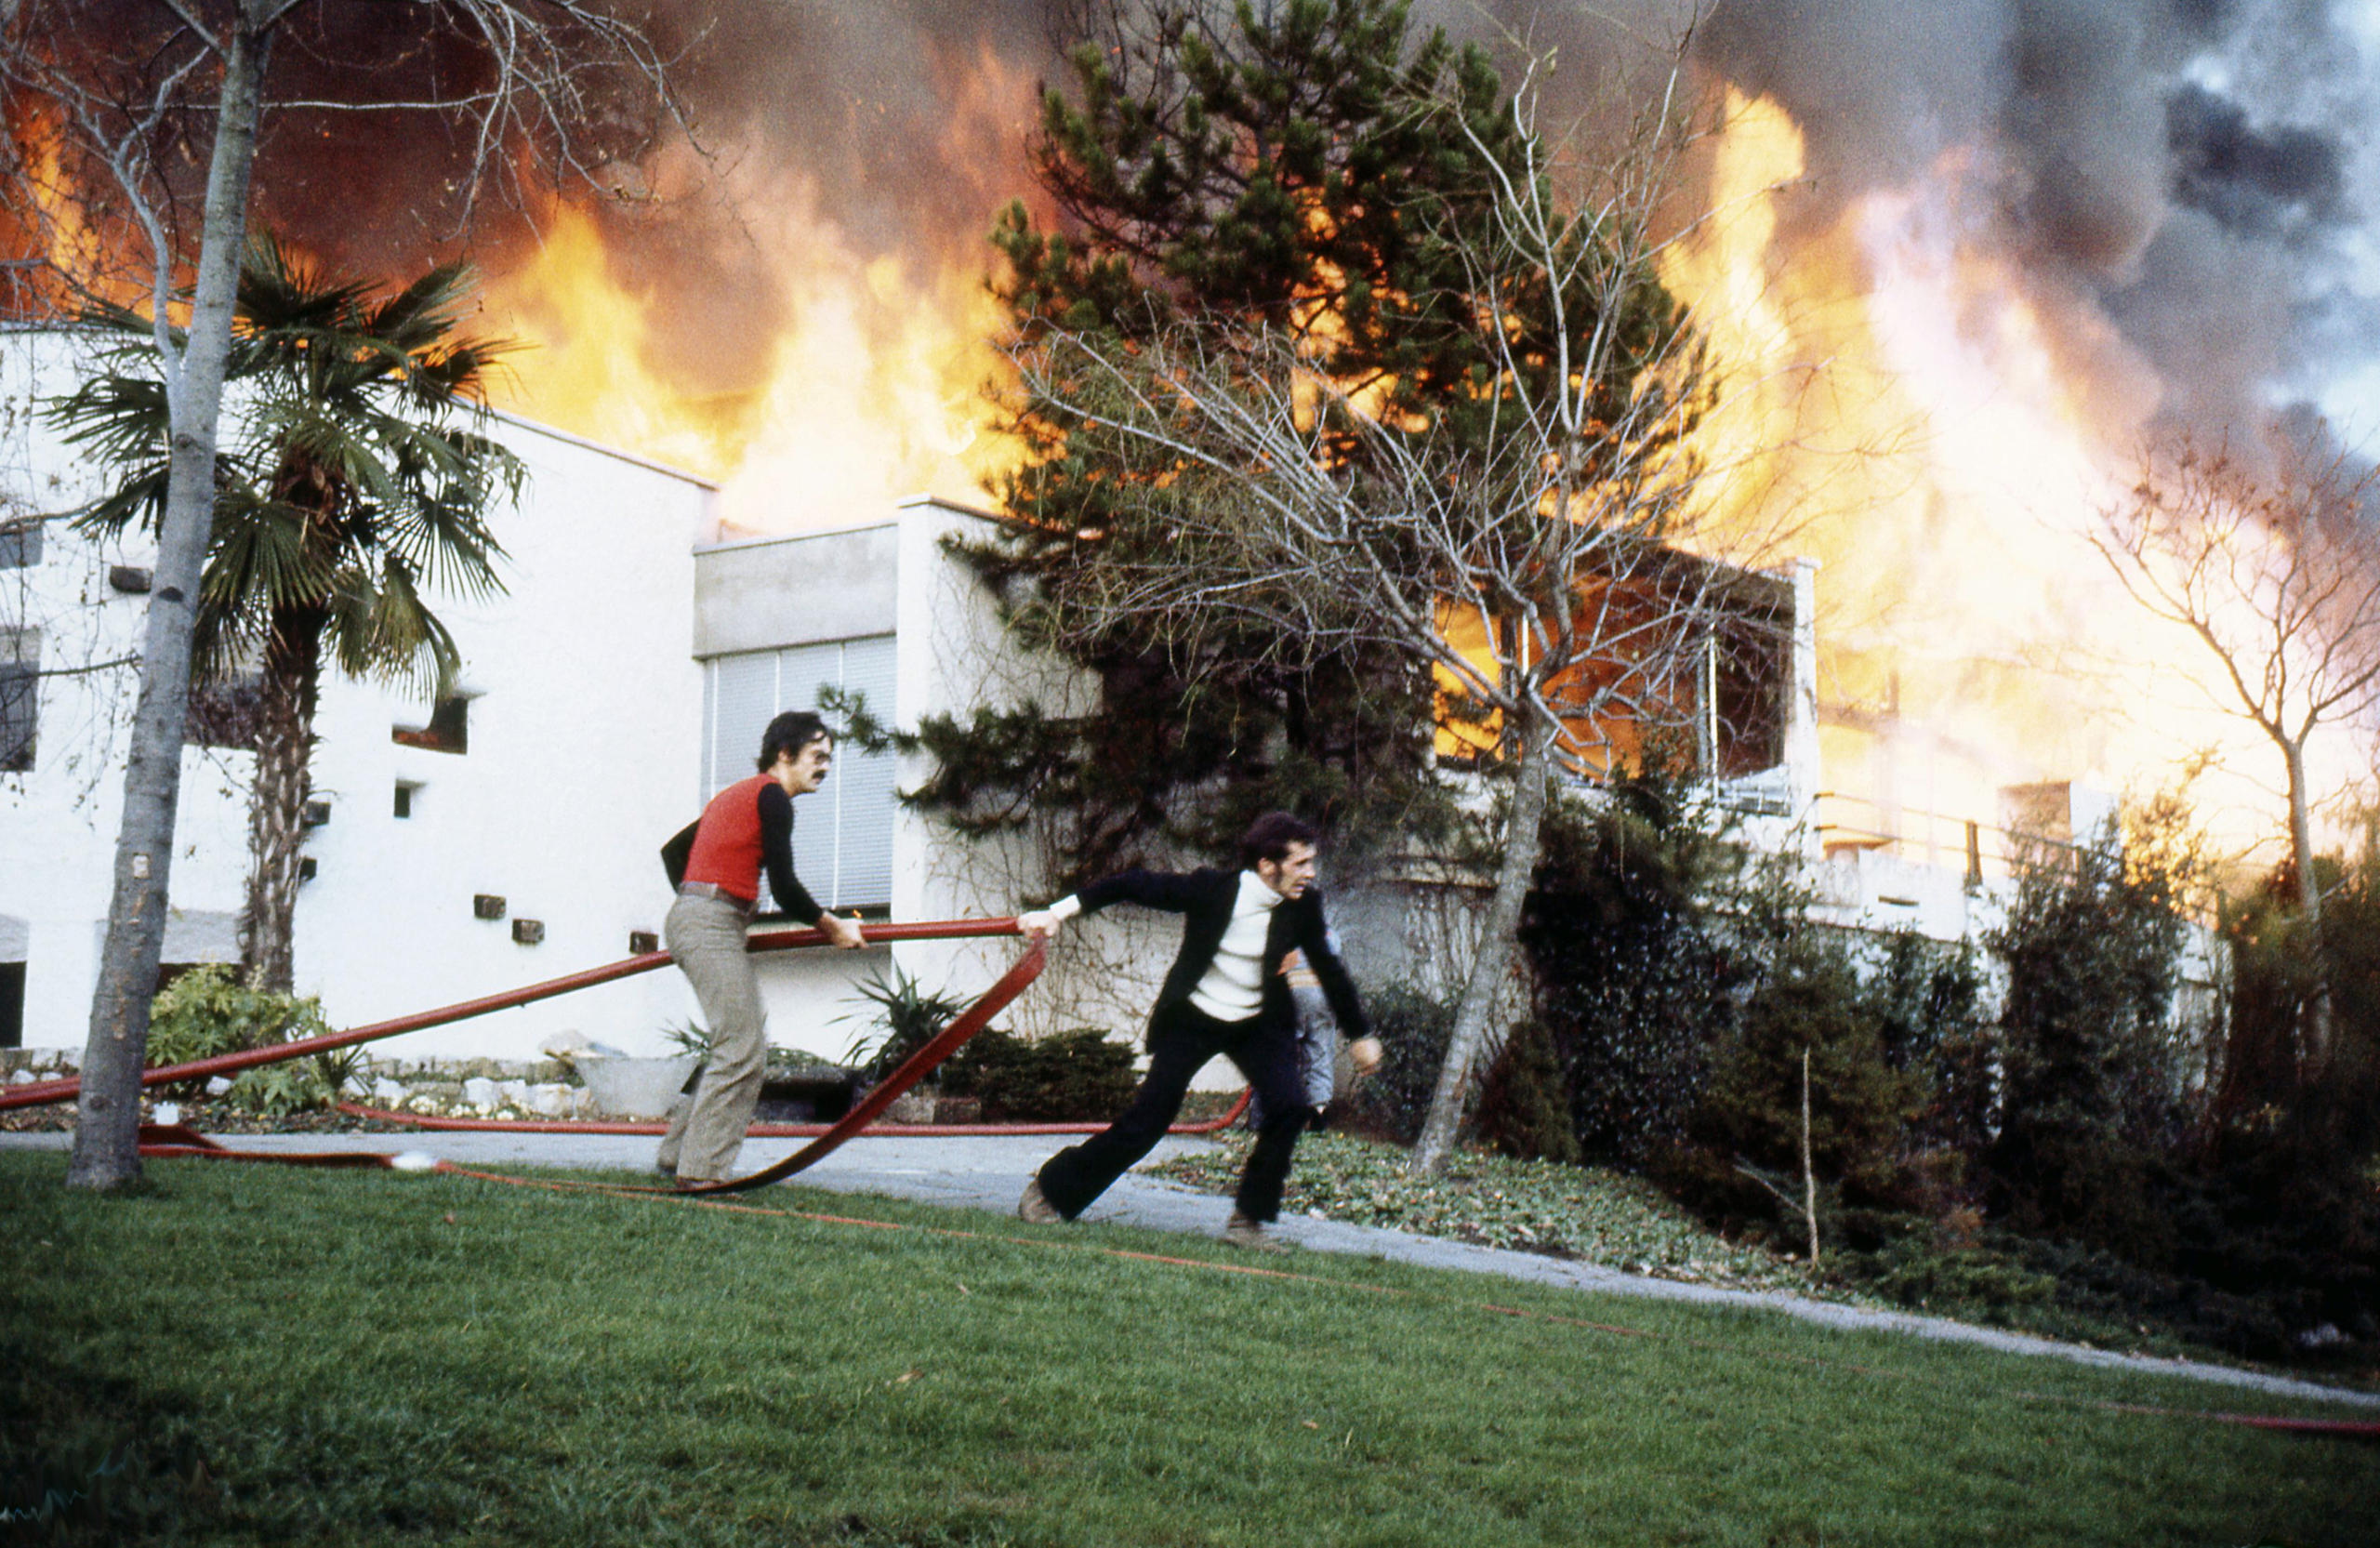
left=473, top=40, right=1038, bottom=535
left=484, top=73, right=2347, bottom=866
left=12, top=46, right=2326, bottom=870
left=478, top=192, right=1019, bottom=533
left=1664, top=89, right=2353, bottom=865
left=2, top=104, right=165, bottom=319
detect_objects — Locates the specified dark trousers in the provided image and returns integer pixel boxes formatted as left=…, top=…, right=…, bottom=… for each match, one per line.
left=1036, top=999, right=1310, bottom=1223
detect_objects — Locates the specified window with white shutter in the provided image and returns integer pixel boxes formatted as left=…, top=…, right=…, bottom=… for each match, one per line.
left=699, top=635, right=899, bottom=911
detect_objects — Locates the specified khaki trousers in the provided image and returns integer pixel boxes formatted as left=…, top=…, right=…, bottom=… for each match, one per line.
left=655, top=892, right=767, bottom=1182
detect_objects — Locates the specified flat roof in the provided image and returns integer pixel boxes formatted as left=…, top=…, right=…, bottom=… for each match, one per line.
left=484, top=407, right=721, bottom=490
left=693, top=494, right=999, bottom=555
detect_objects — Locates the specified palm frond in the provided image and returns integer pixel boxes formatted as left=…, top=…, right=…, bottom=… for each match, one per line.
left=322, top=555, right=459, bottom=694
left=202, top=496, right=340, bottom=614
left=56, top=228, right=529, bottom=711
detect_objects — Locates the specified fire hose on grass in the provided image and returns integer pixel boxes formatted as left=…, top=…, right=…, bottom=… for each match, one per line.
left=3, top=918, right=1250, bottom=1187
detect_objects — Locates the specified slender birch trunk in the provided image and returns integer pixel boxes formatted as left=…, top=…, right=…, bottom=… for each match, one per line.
left=68, top=16, right=270, bottom=1190
left=2283, top=738, right=2333, bottom=1072
left=1409, top=714, right=1555, bottom=1173
left=1799, top=1047, right=1818, bottom=1267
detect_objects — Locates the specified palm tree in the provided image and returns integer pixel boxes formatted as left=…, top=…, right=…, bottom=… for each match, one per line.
left=53, top=237, right=524, bottom=991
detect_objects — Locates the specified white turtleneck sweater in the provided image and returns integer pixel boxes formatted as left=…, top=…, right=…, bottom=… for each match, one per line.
left=1186, top=869, right=1284, bottom=1021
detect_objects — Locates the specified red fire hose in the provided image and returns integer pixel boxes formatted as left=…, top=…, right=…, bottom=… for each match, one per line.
left=7, top=919, right=1250, bottom=1182
left=661, top=933, right=1051, bottom=1193
left=327, top=1092, right=1251, bottom=1138
left=0, top=918, right=1025, bottom=1112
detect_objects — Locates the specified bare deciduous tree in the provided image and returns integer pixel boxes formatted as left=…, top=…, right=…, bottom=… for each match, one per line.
left=0, top=0, right=685, bottom=1190
left=2095, top=431, right=2380, bottom=1065
left=1005, top=40, right=1797, bottom=1172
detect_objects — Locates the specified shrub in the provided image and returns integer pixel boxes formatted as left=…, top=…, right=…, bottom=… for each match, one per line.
left=148, top=964, right=332, bottom=1067
left=941, top=1028, right=1138, bottom=1121
left=1521, top=772, right=1743, bottom=1163
left=1475, top=1018, right=1580, bottom=1164
left=1690, top=946, right=1927, bottom=1212
left=1341, top=981, right=1453, bottom=1145
left=146, top=965, right=338, bottom=1112
left=1863, top=930, right=1993, bottom=1160
left=839, top=965, right=971, bottom=1085
left=2188, top=829, right=2380, bottom=1356
left=225, top=1061, right=334, bottom=1118
left=1986, top=821, right=2188, bottom=1259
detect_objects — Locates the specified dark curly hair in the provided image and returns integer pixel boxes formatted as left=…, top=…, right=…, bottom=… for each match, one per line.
left=1236, top=811, right=1318, bottom=869
left=756, top=710, right=832, bottom=772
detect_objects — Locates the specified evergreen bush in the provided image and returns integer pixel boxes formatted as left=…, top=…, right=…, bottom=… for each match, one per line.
left=1690, top=946, right=1927, bottom=1211
left=2188, top=830, right=2380, bottom=1354
left=941, top=1028, right=1138, bottom=1122
left=1474, top=1018, right=1580, bottom=1164
left=1986, top=822, right=2188, bottom=1260
left=1863, top=930, right=1993, bottom=1163
left=1521, top=773, right=1741, bottom=1164
left=1342, top=982, right=1455, bottom=1144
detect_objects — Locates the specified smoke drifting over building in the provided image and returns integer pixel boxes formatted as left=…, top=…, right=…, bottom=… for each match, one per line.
left=1688, top=0, right=2378, bottom=448
left=237, top=1, right=1056, bottom=413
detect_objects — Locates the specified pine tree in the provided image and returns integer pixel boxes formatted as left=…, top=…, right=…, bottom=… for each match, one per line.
left=930, top=0, right=1540, bottom=878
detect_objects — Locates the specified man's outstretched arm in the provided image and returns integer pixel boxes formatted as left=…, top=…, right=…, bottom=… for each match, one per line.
left=1298, top=899, right=1382, bottom=1078
left=1020, top=869, right=1208, bottom=937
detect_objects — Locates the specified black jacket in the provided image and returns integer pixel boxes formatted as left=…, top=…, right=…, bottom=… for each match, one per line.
left=1074, top=867, right=1369, bottom=1041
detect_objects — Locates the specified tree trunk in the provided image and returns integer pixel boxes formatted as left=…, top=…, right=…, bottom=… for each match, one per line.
left=240, top=610, right=321, bottom=993
left=1408, top=713, right=1554, bottom=1174
left=2283, top=737, right=2333, bottom=1072
left=68, top=17, right=271, bottom=1191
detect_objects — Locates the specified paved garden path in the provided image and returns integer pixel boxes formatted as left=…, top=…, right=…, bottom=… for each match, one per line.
left=10, top=1127, right=2376, bottom=1413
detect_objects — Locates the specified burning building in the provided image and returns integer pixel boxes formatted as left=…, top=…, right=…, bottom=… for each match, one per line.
left=434, top=2, right=2374, bottom=882
left=6, top=2, right=2375, bottom=1052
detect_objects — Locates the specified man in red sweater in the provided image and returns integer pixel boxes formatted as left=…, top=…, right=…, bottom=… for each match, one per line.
left=658, top=710, right=865, bottom=1184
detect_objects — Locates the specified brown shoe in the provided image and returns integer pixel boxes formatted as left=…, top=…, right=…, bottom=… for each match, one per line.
left=1223, top=1212, right=1288, bottom=1251
left=1017, top=1177, right=1063, bottom=1224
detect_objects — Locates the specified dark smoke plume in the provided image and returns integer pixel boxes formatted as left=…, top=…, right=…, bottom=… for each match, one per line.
left=1690, top=0, right=2379, bottom=449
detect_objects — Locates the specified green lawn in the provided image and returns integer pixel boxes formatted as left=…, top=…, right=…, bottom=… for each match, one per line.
left=4, top=1152, right=2374, bottom=1546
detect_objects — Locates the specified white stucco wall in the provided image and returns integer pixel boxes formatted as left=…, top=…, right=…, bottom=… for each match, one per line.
left=286, top=414, right=712, bottom=1059
left=0, top=328, right=715, bottom=1061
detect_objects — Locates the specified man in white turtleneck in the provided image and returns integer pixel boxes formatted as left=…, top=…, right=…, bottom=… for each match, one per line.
left=1013, top=813, right=1381, bottom=1250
